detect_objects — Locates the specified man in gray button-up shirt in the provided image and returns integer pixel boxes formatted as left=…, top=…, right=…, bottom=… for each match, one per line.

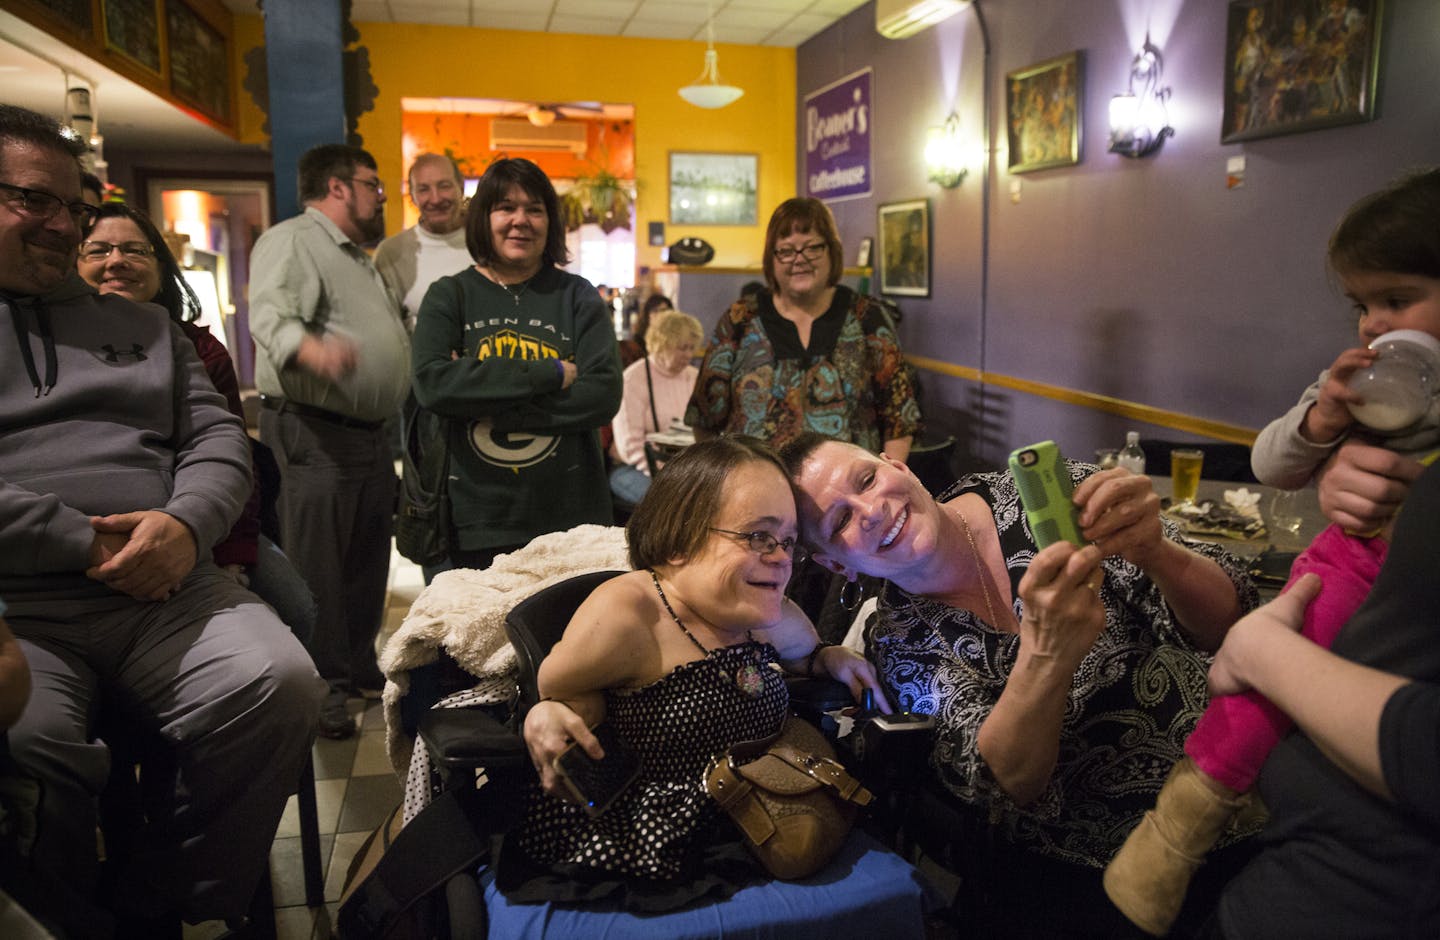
left=250, top=144, right=410, bottom=738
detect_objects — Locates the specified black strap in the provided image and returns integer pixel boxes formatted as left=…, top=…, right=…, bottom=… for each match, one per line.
left=643, top=356, right=660, bottom=432
left=336, top=787, right=490, bottom=938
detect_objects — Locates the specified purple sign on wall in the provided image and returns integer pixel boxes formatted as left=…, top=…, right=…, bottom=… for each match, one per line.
left=803, top=67, right=872, bottom=202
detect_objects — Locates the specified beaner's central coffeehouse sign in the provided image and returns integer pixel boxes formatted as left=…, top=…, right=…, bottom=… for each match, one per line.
left=804, top=68, right=873, bottom=202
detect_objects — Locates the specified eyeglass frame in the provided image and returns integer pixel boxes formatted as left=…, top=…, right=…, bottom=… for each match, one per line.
left=344, top=175, right=385, bottom=197
left=78, top=240, right=156, bottom=262
left=771, top=241, right=828, bottom=264
left=709, top=527, right=808, bottom=563
left=0, top=180, right=100, bottom=229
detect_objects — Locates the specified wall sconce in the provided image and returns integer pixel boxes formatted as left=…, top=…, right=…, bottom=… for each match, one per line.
left=925, top=112, right=967, bottom=188
left=1108, top=33, right=1173, bottom=158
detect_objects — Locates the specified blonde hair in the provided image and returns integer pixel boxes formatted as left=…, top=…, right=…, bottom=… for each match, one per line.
left=645, top=309, right=704, bottom=356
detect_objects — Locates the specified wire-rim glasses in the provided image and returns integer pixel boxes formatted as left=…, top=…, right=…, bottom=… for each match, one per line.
left=710, top=528, right=808, bottom=563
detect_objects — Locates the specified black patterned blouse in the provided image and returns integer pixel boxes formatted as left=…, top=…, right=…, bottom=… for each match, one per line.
left=866, top=463, right=1261, bottom=868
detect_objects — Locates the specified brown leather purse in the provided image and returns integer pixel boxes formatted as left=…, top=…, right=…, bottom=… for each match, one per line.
left=703, top=716, right=873, bottom=879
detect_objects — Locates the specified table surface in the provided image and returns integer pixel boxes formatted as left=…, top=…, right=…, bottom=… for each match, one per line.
left=1149, top=477, right=1326, bottom=557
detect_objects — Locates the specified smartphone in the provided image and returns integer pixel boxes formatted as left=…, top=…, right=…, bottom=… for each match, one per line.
left=552, top=721, right=642, bottom=818
left=1008, top=441, right=1084, bottom=548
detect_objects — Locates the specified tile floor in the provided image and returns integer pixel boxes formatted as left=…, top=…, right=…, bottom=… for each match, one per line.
left=182, top=542, right=425, bottom=940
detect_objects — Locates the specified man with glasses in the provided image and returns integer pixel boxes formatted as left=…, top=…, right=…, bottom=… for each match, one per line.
left=0, top=103, right=321, bottom=935
left=374, top=152, right=470, bottom=332
left=249, top=143, right=410, bottom=738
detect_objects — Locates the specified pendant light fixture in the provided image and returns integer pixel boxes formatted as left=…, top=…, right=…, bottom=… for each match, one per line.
left=679, top=2, right=744, bottom=109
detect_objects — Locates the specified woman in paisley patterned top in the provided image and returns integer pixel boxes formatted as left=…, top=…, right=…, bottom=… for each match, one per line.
left=684, top=198, right=921, bottom=460
left=510, top=436, right=888, bottom=908
left=780, top=432, right=1260, bottom=937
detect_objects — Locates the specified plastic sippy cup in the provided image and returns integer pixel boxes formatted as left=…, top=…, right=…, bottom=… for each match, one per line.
left=1347, top=329, right=1440, bottom=432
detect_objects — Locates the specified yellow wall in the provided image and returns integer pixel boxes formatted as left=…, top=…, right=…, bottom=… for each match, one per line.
left=232, top=17, right=796, bottom=269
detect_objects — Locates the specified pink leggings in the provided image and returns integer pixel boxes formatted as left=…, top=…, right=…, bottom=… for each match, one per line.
left=1184, top=525, right=1388, bottom=792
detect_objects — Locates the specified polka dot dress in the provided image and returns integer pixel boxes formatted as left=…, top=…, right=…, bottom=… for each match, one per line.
left=516, top=640, right=788, bottom=883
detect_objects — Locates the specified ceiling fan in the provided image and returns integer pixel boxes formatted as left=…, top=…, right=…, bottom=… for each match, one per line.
left=508, top=102, right=607, bottom=127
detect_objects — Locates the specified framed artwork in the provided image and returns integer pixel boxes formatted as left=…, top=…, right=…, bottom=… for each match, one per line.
left=877, top=200, right=930, bottom=298
left=1005, top=51, right=1083, bottom=174
left=668, top=152, right=759, bottom=225
left=102, top=0, right=163, bottom=77
left=856, top=236, right=873, bottom=268
left=1221, top=0, right=1382, bottom=143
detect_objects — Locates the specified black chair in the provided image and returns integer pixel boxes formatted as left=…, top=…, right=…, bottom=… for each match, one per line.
left=404, top=571, right=932, bottom=938
left=1138, top=439, right=1259, bottom=484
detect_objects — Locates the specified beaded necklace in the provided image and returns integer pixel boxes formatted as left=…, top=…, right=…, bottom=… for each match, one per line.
left=649, top=569, right=766, bottom=698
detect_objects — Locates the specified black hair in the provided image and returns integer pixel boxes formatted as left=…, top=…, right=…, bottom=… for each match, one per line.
left=297, top=143, right=377, bottom=204
left=1328, top=167, right=1440, bottom=282
left=464, top=158, right=569, bottom=267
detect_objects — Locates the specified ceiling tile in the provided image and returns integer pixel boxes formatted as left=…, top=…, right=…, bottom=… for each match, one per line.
left=548, top=14, right=626, bottom=35
left=807, top=0, right=869, bottom=15
left=714, top=8, right=792, bottom=29
left=623, top=21, right=701, bottom=39
left=556, top=0, right=636, bottom=15
left=471, top=11, right=553, bottom=30
left=710, top=24, right=772, bottom=43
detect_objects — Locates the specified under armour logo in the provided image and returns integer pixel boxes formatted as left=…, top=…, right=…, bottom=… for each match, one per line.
left=101, top=344, right=148, bottom=362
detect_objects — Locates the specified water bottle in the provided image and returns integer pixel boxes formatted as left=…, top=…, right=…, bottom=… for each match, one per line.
left=1117, top=431, right=1146, bottom=474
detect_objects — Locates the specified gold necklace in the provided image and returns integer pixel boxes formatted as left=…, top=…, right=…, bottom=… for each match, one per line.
left=956, top=507, right=1001, bottom=628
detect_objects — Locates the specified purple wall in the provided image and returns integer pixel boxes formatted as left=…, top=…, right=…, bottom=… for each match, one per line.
left=799, top=0, right=1440, bottom=470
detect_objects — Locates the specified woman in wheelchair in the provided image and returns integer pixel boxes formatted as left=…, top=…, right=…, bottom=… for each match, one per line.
left=780, top=432, right=1261, bottom=937
left=505, top=436, right=888, bottom=909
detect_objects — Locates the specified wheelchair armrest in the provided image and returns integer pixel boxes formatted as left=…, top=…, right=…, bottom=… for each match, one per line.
left=786, top=676, right=854, bottom=711
left=418, top=707, right=530, bottom=772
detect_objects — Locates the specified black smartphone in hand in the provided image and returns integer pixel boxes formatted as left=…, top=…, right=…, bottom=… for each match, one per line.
left=552, top=721, right=642, bottom=818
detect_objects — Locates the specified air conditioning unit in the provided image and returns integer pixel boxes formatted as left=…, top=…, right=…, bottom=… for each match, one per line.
left=490, top=119, right=588, bottom=155
left=876, top=0, right=969, bottom=39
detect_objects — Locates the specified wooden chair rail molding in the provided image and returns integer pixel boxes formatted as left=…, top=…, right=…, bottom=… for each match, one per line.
left=906, top=354, right=1259, bottom=447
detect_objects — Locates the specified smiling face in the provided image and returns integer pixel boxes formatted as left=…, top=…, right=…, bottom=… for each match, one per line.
left=488, top=183, right=548, bottom=278
left=664, top=460, right=799, bottom=633
left=771, top=226, right=833, bottom=302
left=409, top=157, right=463, bottom=234
left=791, top=440, right=940, bottom=582
left=0, top=141, right=84, bottom=296
left=76, top=216, right=162, bottom=303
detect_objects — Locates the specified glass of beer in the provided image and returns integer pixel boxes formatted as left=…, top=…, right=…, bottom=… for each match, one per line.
left=1170, top=449, right=1204, bottom=506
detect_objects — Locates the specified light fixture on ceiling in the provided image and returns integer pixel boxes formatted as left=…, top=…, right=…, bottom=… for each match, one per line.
left=679, top=2, right=744, bottom=109
left=526, top=105, right=557, bottom=127
left=1108, top=33, right=1173, bottom=158
left=925, top=112, right=967, bottom=187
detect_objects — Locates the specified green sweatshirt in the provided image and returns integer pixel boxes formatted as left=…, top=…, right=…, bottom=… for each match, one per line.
left=411, top=266, right=622, bottom=550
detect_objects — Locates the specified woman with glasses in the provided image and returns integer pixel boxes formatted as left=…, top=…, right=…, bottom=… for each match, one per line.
left=685, top=197, right=920, bottom=461
left=76, top=203, right=317, bottom=640
left=501, top=436, right=887, bottom=910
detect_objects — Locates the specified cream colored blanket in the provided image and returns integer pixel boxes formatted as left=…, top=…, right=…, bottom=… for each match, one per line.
left=379, top=524, right=631, bottom=777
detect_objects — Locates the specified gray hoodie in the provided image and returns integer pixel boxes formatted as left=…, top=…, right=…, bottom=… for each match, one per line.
left=1, top=275, right=251, bottom=602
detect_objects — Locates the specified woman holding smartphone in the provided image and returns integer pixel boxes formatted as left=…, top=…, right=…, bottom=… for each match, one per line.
left=778, top=431, right=1256, bottom=938
left=505, top=436, right=887, bottom=910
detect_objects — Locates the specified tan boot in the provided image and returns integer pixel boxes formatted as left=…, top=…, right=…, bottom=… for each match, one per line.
left=1103, top=757, right=1246, bottom=936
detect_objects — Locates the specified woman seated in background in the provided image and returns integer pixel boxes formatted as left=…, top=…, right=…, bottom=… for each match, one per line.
left=506, top=436, right=888, bottom=909
left=618, top=291, right=674, bottom=368
left=779, top=432, right=1259, bottom=938
left=1208, top=461, right=1440, bottom=939
left=76, top=203, right=316, bottom=639
left=685, top=197, right=920, bottom=461
left=608, top=309, right=704, bottom=506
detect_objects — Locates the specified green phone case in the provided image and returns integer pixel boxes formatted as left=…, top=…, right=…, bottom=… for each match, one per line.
left=1008, top=441, right=1084, bottom=548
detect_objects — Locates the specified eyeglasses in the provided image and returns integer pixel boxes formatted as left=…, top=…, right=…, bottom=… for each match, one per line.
left=0, top=181, right=100, bottom=229
left=772, top=242, right=827, bottom=264
left=345, top=176, right=385, bottom=196
left=79, top=240, right=155, bottom=262
left=711, top=528, right=808, bottom=564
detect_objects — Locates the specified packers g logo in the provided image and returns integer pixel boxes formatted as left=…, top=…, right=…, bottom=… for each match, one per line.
left=469, top=417, right=558, bottom=469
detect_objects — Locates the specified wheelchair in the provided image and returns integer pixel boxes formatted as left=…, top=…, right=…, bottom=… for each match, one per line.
left=344, top=570, right=935, bottom=939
